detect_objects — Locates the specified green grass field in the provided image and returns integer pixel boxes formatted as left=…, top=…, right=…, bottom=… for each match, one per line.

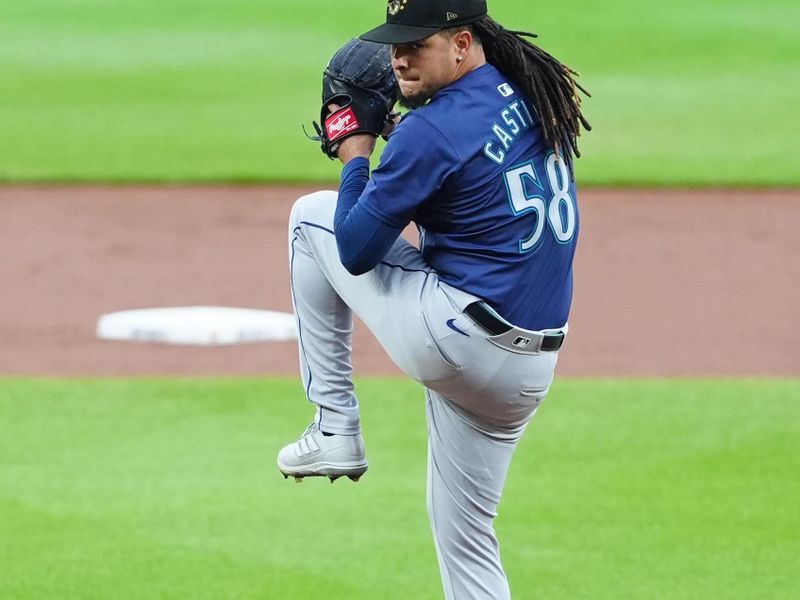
left=1, top=0, right=798, bottom=185
left=1, top=378, right=798, bottom=599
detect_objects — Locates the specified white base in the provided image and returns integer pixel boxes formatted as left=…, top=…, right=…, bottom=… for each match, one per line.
left=96, top=306, right=297, bottom=346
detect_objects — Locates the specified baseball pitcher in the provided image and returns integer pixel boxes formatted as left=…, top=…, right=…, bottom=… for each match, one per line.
left=278, top=0, right=590, bottom=597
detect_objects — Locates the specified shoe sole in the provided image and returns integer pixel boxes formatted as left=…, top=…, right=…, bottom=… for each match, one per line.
left=277, top=459, right=368, bottom=483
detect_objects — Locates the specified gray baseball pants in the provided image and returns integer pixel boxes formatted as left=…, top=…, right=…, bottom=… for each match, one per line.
left=288, top=191, right=561, bottom=599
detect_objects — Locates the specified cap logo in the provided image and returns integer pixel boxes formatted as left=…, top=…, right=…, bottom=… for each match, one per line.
left=387, top=0, right=408, bottom=16
left=446, top=12, right=458, bottom=21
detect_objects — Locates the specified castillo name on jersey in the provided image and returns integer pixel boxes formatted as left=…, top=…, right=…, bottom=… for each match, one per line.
left=483, top=93, right=536, bottom=165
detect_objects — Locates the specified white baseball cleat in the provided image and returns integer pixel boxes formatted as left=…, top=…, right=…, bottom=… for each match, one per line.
left=277, top=422, right=368, bottom=483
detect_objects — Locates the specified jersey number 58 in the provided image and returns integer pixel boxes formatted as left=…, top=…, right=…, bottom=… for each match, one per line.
left=503, top=153, right=577, bottom=253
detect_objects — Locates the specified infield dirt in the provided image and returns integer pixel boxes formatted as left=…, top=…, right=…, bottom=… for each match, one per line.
left=1, top=186, right=797, bottom=377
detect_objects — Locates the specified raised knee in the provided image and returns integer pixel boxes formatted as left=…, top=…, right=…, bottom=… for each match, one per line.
left=289, top=190, right=338, bottom=230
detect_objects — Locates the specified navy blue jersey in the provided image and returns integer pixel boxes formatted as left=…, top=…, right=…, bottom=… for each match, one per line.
left=358, top=63, right=579, bottom=330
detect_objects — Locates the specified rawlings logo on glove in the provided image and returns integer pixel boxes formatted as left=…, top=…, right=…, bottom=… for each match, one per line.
left=304, top=39, right=399, bottom=160
left=325, top=108, right=360, bottom=141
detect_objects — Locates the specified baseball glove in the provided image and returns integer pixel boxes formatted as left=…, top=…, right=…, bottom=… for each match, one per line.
left=305, top=38, right=399, bottom=159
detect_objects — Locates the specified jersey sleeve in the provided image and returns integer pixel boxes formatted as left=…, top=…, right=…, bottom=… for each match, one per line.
left=358, top=114, right=462, bottom=229
left=334, top=157, right=404, bottom=275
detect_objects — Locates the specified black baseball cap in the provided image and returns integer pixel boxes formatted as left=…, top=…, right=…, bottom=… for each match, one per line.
left=360, top=0, right=488, bottom=45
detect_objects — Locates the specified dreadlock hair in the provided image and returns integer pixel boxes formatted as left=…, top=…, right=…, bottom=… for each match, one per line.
left=447, top=16, right=591, bottom=165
